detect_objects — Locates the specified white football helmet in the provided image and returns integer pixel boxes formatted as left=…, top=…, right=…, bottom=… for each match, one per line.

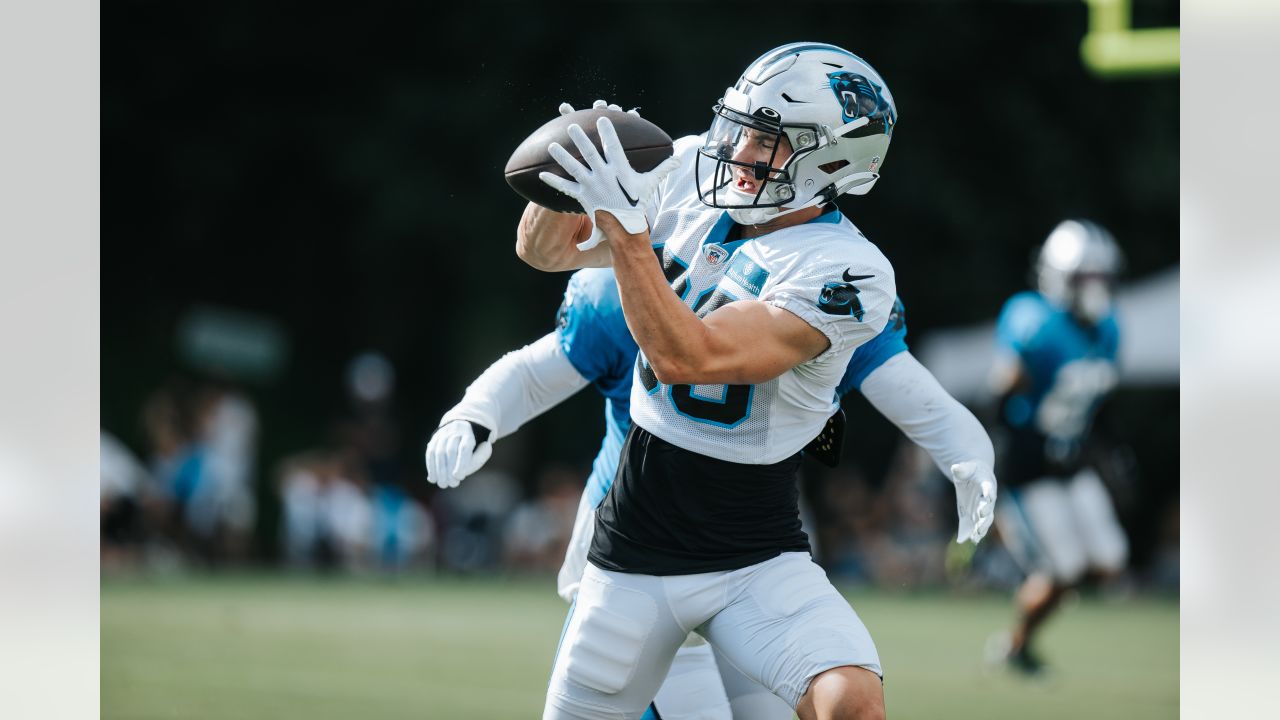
left=1035, top=219, right=1124, bottom=324
left=696, top=42, right=898, bottom=226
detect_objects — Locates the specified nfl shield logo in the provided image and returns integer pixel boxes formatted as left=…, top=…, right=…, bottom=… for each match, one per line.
left=704, top=244, right=729, bottom=266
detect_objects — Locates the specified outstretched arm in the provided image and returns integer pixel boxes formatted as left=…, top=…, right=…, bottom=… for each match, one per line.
left=426, top=333, right=589, bottom=487
left=860, top=352, right=994, bottom=473
left=859, top=352, right=997, bottom=543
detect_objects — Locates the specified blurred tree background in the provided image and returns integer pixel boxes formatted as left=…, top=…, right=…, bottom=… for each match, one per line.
left=102, top=1, right=1178, bottom=563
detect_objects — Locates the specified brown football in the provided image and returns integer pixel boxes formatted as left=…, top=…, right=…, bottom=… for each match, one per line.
left=504, top=108, right=674, bottom=214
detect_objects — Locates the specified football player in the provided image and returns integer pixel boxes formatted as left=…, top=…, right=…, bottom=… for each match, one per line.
left=516, top=43, right=996, bottom=719
left=987, top=220, right=1129, bottom=676
left=427, top=269, right=995, bottom=719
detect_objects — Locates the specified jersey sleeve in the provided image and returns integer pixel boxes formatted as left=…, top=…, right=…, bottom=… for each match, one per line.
left=995, top=292, right=1049, bottom=358
left=837, top=296, right=909, bottom=395
left=554, top=269, right=634, bottom=395
left=761, top=247, right=896, bottom=360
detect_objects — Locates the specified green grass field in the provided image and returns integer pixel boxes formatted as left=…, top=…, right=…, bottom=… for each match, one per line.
left=102, top=575, right=1177, bottom=719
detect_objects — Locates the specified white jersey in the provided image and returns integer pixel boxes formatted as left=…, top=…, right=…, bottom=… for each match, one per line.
left=628, top=135, right=896, bottom=465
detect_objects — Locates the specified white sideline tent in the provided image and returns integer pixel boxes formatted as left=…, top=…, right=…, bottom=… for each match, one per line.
left=917, top=267, right=1180, bottom=402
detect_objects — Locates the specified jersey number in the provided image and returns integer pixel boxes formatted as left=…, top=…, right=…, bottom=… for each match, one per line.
left=637, top=355, right=752, bottom=428
left=1037, top=358, right=1118, bottom=439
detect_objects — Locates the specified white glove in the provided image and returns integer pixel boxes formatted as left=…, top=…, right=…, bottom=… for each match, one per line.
left=950, top=460, right=997, bottom=544
left=558, top=99, right=639, bottom=116
left=425, top=420, right=493, bottom=489
left=539, top=116, right=680, bottom=251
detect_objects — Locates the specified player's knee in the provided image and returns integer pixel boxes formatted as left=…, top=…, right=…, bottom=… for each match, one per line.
left=839, top=667, right=885, bottom=720
left=799, top=665, right=884, bottom=720
left=1016, top=572, right=1054, bottom=603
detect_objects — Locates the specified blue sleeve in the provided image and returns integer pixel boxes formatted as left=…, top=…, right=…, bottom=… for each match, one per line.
left=838, top=297, right=909, bottom=395
left=554, top=269, right=636, bottom=395
left=995, top=292, right=1049, bottom=357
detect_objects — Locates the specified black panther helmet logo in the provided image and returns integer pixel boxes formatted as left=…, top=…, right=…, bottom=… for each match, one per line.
left=827, top=71, right=896, bottom=135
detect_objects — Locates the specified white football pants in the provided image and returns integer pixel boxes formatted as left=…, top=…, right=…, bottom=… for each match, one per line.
left=558, top=488, right=795, bottom=719
left=543, top=552, right=880, bottom=720
left=997, top=467, right=1129, bottom=583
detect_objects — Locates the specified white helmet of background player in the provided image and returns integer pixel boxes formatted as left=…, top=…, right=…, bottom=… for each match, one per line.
left=696, top=42, right=897, bottom=226
left=1035, top=219, right=1124, bottom=324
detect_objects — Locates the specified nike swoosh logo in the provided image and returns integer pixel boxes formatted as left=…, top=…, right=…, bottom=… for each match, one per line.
left=617, top=179, right=640, bottom=207
left=843, top=269, right=873, bottom=282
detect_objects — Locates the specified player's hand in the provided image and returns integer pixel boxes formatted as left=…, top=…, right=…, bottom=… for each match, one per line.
left=950, top=460, right=997, bottom=544
left=558, top=99, right=640, bottom=116
left=425, top=420, right=493, bottom=489
left=539, top=116, right=680, bottom=252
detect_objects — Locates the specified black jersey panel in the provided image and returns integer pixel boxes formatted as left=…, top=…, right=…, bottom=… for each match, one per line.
left=588, top=425, right=810, bottom=575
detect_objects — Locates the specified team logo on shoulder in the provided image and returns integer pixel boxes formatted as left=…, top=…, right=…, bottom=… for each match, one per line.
left=703, top=244, right=729, bottom=266
left=818, top=269, right=873, bottom=320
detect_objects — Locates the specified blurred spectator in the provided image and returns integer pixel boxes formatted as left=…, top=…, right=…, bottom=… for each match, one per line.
left=502, top=464, right=581, bottom=573
left=141, top=377, right=205, bottom=559
left=816, top=466, right=887, bottom=584
left=278, top=450, right=374, bottom=571
left=190, top=378, right=259, bottom=561
left=875, top=444, right=949, bottom=588
left=276, top=446, right=435, bottom=573
left=369, top=481, right=436, bottom=572
left=314, top=351, right=436, bottom=572
left=139, top=375, right=259, bottom=566
left=339, top=352, right=402, bottom=489
left=435, top=468, right=520, bottom=573
left=815, top=444, right=953, bottom=589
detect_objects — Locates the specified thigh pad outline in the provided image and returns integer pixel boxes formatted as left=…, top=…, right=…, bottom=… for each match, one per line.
left=564, top=580, right=659, bottom=695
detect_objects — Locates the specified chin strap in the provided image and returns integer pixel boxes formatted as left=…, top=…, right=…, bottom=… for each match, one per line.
left=729, top=194, right=827, bottom=226
left=732, top=172, right=880, bottom=225
left=729, top=171, right=880, bottom=226
left=834, top=171, right=879, bottom=197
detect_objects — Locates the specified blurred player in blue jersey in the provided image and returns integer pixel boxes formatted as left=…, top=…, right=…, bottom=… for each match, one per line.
left=427, top=267, right=996, bottom=719
left=988, top=219, right=1129, bottom=676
